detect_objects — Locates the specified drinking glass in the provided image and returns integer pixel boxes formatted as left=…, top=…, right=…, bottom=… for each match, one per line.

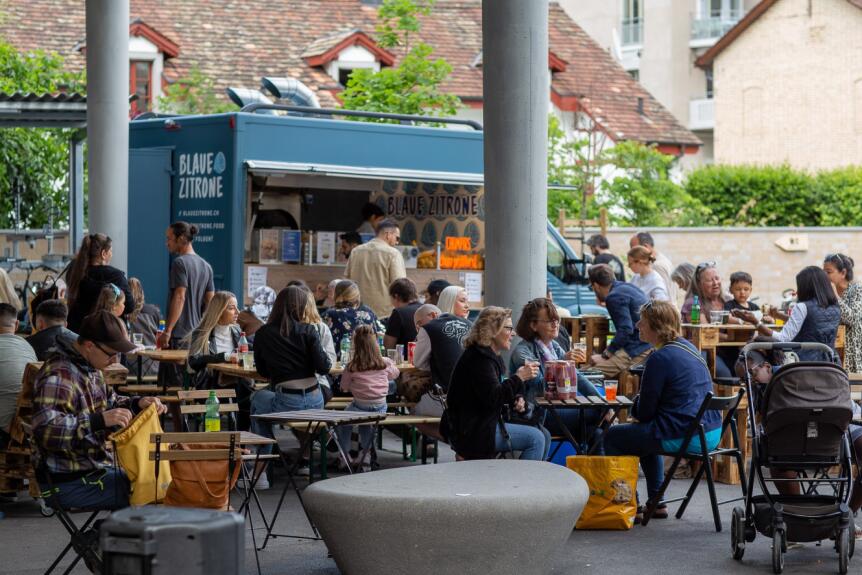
left=242, top=352, right=255, bottom=371
left=604, top=380, right=618, bottom=401
left=132, top=333, right=144, bottom=346
left=387, top=349, right=399, bottom=364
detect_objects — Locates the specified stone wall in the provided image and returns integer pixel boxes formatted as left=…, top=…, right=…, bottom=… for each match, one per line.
left=570, top=227, right=862, bottom=306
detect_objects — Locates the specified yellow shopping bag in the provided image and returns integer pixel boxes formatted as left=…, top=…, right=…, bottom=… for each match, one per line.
left=566, top=455, right=638, bottom=530
left=109, top=403, right=172, bottom=505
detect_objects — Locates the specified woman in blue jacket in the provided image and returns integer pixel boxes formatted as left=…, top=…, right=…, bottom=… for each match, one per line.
left=603, top=300, right=721, bottom=520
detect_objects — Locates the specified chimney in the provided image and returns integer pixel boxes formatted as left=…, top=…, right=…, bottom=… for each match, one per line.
left=637, top=97, right=645, bottom=115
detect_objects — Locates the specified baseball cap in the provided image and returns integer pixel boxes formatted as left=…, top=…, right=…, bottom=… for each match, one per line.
left=425, top=279, right=451, bottom=299
left=78, top=311, right=136, bottom=353
left=585, top=234, right=609, bottom=250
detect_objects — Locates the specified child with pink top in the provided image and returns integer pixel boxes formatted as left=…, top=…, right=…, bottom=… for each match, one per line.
left=336, top=325, right=400, bottom=466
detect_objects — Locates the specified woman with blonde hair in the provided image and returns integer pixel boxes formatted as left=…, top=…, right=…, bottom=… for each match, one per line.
left=66, top=233, right=134, bottom=331
left=601, top=300, right=720, bottom=521
left=0, top=267, right=21, bottom=310
left=628, top=245, right=669, bottom=302
left=300, top=287, right=337, bottom=402
left=323, top=280, right=378, bottom=361
left=445, top=307, right=546, bottom=460
left=436, top=285, right=470, bottom=318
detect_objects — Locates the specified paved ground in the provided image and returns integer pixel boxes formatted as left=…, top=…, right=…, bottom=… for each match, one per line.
left=0, top=431, right=856, bottom=575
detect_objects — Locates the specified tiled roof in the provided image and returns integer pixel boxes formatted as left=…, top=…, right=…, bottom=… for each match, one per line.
left=0, top=0, right=700, bottom=146
left=302, top=28, right=361, bottom=59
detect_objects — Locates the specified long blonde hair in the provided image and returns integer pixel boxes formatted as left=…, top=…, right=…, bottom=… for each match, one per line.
left=0, top=267, right=21, bottom=310
left=128, top=277, right=145, bottom=323
left=189, top=291, right=237, bottom=356
left=301, top=290, right=322, bottom=324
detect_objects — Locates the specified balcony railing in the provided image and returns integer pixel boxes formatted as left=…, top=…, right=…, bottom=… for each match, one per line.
left=689, top=98, right=715, bottom=131
left=690, top=12, right=742, bottom=42
left=621, top=18, right=643, bottom=46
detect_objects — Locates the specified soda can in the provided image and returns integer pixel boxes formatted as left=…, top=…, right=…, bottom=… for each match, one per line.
left=407, top=342, right=416, bottom=365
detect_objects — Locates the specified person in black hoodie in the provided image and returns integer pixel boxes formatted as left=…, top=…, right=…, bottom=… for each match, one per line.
left=445, top=307, right=545, bottom=460
left=66, top=233, right=134, bottom=332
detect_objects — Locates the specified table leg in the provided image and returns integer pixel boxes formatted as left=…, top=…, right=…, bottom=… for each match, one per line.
left=137, top=356, right=143, bottom=385
left=546, top=404, right=579, bottom=457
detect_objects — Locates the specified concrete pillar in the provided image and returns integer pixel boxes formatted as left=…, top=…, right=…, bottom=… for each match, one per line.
left=86, top=0, right=129, bottom=269
left=482, top=0, right=549, bottom=319
left=68, top=132, right=85, bottom=254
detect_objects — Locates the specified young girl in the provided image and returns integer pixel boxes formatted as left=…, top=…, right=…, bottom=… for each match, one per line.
left=93, top=284, right=126, bottom=318
left=335, top=324, right=399, bottom=467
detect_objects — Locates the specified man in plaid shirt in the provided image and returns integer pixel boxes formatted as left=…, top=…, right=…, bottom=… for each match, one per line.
left=32, top=311, right=165, bottom=510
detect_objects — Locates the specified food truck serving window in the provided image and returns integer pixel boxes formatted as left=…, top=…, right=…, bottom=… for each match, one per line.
left=245, top=160, right=484, bottom=186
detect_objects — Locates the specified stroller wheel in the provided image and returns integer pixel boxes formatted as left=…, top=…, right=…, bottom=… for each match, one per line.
left=772, top=529, right=785, bottom=574
left=837, top=527, right=849, bottom=575
left=731, top=507, right=745, bottom=560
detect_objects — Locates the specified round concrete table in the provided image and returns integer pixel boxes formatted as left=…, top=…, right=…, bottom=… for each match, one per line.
left=304, top=460, right=589, bottom=575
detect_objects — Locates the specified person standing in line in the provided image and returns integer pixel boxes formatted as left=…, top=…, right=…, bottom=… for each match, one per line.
left=345, top=219, right=406, bottom=318
left=66, top=233, right=135, bottom=332
left=630, top=232, right=675, bottom=303
left=586, top=234, right=625, bottom=281
left=157, top=222, right=215, bottom=385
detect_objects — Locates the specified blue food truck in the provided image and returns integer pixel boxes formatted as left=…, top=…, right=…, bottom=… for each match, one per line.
left=127, top=108, right=603, bottom=316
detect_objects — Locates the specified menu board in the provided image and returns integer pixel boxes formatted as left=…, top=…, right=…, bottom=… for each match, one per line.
left=281, top=230, right=302, bottom=263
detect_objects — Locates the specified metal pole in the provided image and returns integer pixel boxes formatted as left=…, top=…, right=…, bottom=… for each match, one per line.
left=68, top=132, right=85, bottom=254
left=86, top=0, right=129, bottom=270
left=482, top=0, right=549, bottom=319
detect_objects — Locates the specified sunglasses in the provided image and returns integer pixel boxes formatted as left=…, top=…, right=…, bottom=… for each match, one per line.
left=695, top=261, right=717, bottom=280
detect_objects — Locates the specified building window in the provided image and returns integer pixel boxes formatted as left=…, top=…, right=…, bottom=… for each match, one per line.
left=130, top=60, right=152, bottom=116
left=699, top=0, right=741, bottom=19
left=705, top=70, right=714, bottom=99
left=692, top=0, right=743, bottom=40
left=338, top=67, right=354, bottom=87
left=621, top=0, right=643, bottom=46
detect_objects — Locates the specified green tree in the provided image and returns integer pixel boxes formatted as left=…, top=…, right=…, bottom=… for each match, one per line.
left=599, top=141, right=708, bottom=227
left=158, top=67, right=234, bottom=115
left=0, top=40, right=85, bottom=229
left=340, top=0, right=460, bottom=120
left=547, top=113, right=602, bottom=221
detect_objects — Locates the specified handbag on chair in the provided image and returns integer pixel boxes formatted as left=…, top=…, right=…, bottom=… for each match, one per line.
left=163, top=444, right=241, bottom=510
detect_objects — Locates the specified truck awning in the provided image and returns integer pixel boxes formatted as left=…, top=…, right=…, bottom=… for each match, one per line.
left=245, top=160, right=483, bottom=185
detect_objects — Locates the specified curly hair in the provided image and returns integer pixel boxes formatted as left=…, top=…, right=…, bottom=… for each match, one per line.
left=463, top=306, right=511, bottom=349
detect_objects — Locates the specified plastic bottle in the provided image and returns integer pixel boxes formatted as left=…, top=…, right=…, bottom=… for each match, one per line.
left=377, top=333, right=385, bottom=356
left=156, top=320, right=166, bottom=349
left=340, top=335, right=351, bottom=365
left=205, top=390, right=220, bottom=432
left=238, top=332, right=249, bottom=353
left=691, top=295, right=701, bottom=324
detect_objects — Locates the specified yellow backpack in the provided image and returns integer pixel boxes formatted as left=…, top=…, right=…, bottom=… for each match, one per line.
left=110, top=403, right=172, bottom=505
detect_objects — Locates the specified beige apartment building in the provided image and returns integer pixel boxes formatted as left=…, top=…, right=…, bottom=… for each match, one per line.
left=696, top=0, right=862, bottom=169
left=557, top=0, right=759, bottom=167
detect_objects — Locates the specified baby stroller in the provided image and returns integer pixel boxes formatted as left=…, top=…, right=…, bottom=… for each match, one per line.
left=731, top=342, right=855, bottom=574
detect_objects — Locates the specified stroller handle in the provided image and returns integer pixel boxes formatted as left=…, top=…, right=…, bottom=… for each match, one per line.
left=741, top=341, right=840, bottom=365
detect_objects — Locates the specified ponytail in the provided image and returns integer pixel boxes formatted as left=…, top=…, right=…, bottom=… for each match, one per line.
left=67, top=233, right=112, bottom=305
left=169, top=221, right=199, bottom=244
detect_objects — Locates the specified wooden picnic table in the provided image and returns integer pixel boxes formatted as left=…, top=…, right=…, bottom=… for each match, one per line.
left=208, top=362, right=268, bottom=381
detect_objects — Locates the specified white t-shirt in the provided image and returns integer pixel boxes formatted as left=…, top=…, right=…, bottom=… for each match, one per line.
left=631, top=270, right=670, bottom=302
left=213, top=325, right=234, bottom=355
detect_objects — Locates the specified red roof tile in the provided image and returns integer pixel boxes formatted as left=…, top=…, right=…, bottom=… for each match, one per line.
left=0, top=0, right=699, bottom=146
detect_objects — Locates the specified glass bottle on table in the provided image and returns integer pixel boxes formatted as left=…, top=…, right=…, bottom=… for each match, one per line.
left=205, top=390, right=220, bottom=432
left=340, top=335, right=352, bottom=366
left=690, top=296, right=701, bottom=324
left=155, top=320, right=166, bottom=349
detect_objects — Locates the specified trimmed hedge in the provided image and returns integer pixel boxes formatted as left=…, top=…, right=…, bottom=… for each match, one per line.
left=683, top=164, right=862, bottom=227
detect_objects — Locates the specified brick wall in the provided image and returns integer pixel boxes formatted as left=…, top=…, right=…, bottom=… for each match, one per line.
left=570, top=227, right=862, bottom=307
left=713, top=0, right=862, bottom=169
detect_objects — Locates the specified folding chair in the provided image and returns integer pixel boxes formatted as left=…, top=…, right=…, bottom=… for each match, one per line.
left=176, top=389, right=239, bottom=432
left=642, top=389, right=747, bottom=532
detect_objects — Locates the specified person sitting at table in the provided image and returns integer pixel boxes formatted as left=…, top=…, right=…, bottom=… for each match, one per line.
left=0, top=303, right=37, bottom=452
left=681, top=262, right=734, bottom=377
left=251, top=286, right=332, bottom=481
left=383, top=278, right=421, bottom=351
left=628, top=246, right=670, bottom=302
left=413, top=286, right=472, bottom=393
left=602, top=300, right=721, bottom=522
left=671, top=263, right=696, bottom=302
left=323, top=280, right=379, bottom=364
left=509, top=298, right=602, bottom=443
left=32, top=311, right=166, bottom=511
left=823, top=253, right=862, bottom=373
left=586, top=264, right=652, bottom=379
left=187, top=291, right=254, bottom=430
left=26, top=299, right=77, bottom=361
left=66, top=233, right=135, bottom=332
left=336, top=325, right=400, bottom=469
left=299, top=287, right=337, bottom=404
left=92, top=284, right=126, bottom=319
left=735, top=266, right=840, bottom=363
left=446, top=306, right=546, bottom=460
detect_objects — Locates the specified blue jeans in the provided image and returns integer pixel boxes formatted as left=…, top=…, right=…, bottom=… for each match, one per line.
left=250, top=387, right=324, bottom=454
left=603, top=423, right=664, bottom=500
left=50, top=468, right=130, bottom=511
left=336, top=401, right=387, bottom=452
left=495, top=423, right=550, bottom=461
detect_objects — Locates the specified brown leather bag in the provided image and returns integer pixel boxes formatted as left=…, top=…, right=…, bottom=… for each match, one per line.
left=397, top=369, right=433, bottom=403
left=163, top=443, right=241, bottom=510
